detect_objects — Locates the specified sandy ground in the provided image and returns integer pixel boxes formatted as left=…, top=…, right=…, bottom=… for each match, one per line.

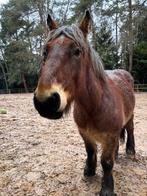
left=0, top=93, right=147, bottom=196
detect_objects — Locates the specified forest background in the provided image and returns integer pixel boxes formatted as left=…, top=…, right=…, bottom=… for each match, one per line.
left=0, top=0, right=147, bottom=93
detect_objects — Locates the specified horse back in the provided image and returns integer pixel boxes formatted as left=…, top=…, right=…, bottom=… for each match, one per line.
left=106, top=69, right=135, bottom=126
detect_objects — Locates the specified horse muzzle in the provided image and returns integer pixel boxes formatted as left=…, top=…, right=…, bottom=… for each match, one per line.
left=33, top=84, right=69, bottom=119
left=33, top=92, right=63, bottom=119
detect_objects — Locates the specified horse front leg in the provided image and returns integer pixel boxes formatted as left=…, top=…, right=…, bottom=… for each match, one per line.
left=100, top=137, right=118, bottom=196
left=79, top=130, right=97, bottom=176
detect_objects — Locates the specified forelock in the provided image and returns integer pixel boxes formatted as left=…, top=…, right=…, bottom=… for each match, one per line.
left=46, top=25, right=88, bottom=51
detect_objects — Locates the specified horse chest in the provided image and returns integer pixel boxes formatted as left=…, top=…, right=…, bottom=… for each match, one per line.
left=79, top=127, right=110, bottom=145
left=74, top=105, right=121, bottom=131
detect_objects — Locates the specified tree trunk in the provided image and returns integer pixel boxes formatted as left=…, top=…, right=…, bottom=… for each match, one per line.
left=128, top=0, right=133, bottom=72
left=61, top=0, right=70, bottom=24
left=0, top=45, right=9, bottom=93
left=36, top=1, right=47, bottom=35
left=115, top=0, right=119, bottom=67
left=115, top=0, right=118, bottom=46
left=0, top=63, right=9, bottom=93
left=22, top=73, right=28, bottom=93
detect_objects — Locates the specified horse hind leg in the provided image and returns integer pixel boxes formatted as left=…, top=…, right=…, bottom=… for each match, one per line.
left=114, top=128, right=126, bottom=160
left=120, top=128, right=126, bottom=144
left=125, top=115, right=136, bottom=158
left=79, top=130, right=97, bottom=177
left=115, top=128, right=126, bottom=160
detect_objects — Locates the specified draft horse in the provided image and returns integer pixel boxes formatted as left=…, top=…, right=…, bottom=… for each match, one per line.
left=34, top=11, right=135, bottom=196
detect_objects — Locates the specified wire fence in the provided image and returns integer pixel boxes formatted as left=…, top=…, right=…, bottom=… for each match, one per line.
left=0, top=85, right=147, bottom=94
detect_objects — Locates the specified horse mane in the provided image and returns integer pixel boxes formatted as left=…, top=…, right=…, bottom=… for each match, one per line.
left=47, top=25, right=106, bottom=81
left=89, top=46, right=106, bottom=81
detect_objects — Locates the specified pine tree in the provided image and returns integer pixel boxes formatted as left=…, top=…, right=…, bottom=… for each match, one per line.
left=0, top=0, right=76, bottom=92
left=93, top=21, right=118, bottom=70
left=132, top=14, right=147, bottom=84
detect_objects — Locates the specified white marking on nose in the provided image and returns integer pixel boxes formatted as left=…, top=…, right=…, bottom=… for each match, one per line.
left=35, top=84, right=69, bottom=111
left=57, top=89, right=68, bottom=111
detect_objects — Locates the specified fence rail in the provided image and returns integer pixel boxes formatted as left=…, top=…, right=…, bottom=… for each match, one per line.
left=134, top=84, right=147, bottom=92
left=0, top=88, right=35, bottom=94
left=0, top=85, right=147, bottom=94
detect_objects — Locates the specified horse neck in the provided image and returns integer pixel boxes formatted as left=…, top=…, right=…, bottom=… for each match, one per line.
left=74, top=59, right=107, bottom=114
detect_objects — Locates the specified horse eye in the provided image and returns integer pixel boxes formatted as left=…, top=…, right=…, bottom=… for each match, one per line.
left=73, top=48, right=81, bottom=57
left=43, top=47, right=48, bottom=59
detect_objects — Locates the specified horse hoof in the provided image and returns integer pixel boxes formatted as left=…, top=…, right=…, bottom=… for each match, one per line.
left=99, top=189, right=117, bottom=196
left=84, top=166, right=96, bottom=177
left=126, top=149, right=135, bottom=159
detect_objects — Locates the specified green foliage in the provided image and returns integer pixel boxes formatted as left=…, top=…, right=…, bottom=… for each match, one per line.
left=5, top=40, right=33, bottom=84
left=0, top=0, right=44, bottom=91
left=0, top=0, right=146, bottom=93
left=93, top=21, right=118, bottom=69
left=0, top=0, right=33, bottom=41
left=132, top=41, right=147, bottom=83
left=132, top=13, right=147, bottom=84
left=137, top=15, right=147, bottom=42
left=74, top=0, right=95, bottom=13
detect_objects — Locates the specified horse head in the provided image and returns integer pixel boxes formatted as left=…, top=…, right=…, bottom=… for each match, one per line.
left=34, top=11, right=92, bottom=119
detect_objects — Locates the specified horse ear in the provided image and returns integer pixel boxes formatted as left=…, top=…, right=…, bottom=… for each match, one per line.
left=47, top=14, right=58, bottom=30
left=79, top=10, right=91, bottom=37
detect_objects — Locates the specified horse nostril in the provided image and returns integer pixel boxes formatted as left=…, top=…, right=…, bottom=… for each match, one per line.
left=47, top=92, right=61, bottom=112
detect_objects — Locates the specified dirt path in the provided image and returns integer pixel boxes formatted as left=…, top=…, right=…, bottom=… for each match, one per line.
left=0, top=93, right=147, bottom=196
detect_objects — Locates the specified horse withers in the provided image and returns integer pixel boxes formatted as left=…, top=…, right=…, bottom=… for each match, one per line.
left=33, top=11, right=135, bottom=196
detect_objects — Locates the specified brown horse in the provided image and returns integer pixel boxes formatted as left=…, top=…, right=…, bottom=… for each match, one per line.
left=33, top=11, right=135, bottom=196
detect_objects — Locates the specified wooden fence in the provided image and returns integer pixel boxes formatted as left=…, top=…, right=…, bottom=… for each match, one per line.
left=0, top=88, right=34, bottom=94
left=134, top=84, right=147, bottom=92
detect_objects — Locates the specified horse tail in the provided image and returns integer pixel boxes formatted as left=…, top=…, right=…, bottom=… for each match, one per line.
left=120, top=128, right=125, bottom=144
